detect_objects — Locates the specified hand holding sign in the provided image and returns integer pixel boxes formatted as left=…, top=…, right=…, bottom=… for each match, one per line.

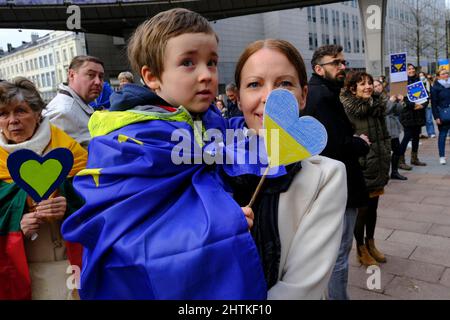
left=7, top=148, right=74, bottom=240
left=247, top=89, right=328, bottom=207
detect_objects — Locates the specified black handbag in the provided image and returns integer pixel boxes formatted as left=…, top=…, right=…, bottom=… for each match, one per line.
left=439, top=105, right=450, bottom=124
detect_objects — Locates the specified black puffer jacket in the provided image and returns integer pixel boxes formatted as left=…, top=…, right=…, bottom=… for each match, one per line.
left=400, top=76, right=427, bottom=127
left=340, top=91, right=391, bottom=192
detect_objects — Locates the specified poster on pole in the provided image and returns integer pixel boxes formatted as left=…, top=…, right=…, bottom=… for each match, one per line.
left=389, top=52, right=408, bottom=96
left=390, top=53, right=407, bottom=83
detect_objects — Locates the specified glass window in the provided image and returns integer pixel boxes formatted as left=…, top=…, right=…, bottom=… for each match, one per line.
left=49, top=53, right=53, bottom=66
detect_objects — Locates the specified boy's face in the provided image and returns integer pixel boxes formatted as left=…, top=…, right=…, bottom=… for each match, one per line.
left=144, top=32, right=218, bottom=113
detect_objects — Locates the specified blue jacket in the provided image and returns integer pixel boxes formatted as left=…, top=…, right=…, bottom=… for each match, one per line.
left=431, top=80, right=450, bottom=121
left=89, top=82, right=113, bottom=110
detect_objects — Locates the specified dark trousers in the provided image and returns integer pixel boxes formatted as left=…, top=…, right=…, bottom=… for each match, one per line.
left=354, top=196, right=380, bottom=246
left=399, top=125, right=421, bottom=155
left=391, top=137, right=401, bottom=156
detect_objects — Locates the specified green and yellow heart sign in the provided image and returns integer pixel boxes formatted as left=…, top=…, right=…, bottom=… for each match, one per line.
left=7, top=148, right=74, bottom=202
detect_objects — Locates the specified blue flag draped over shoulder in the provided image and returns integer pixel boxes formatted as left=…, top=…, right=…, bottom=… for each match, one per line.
left=61, top=106, right=267, bottom=300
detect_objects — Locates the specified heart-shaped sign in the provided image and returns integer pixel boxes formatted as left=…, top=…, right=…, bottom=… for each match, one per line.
left=7, top=148, right=74, bottom=202
left=263, top=89, right=328, bottom=167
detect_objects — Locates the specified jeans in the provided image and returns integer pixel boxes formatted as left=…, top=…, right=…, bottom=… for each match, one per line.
left=327, top=207, right=358, bottom=300
left=438, top=124, right=450, bottom=157
left=425, top=107, right=436, bottom=136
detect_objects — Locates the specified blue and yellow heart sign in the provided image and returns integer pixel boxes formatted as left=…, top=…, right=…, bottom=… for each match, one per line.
left=7, top=148, right=74, bottom=202
left=263, top=89, right=328, bottom=167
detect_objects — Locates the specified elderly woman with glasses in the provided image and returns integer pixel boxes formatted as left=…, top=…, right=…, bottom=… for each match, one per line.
left=0, top=77, right=87, bottom=300
left=431, top=68, right=450, bottom=164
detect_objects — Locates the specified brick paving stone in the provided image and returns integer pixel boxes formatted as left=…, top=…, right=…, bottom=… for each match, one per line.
left=439, top=206, right=450, bottom=216
left=422, top=196, right=450, bottom=207
left=374, top=227, right=393, bottom=241
left=378, top=255, right=445, bottom=283
left=387, top=188, right=450, bottom=198
left=348, top=285, right=396, bottom=300
left=427, top=224, right=450, bottom=238
left=377, top=208, right=410, bottom=219
left=410, top=246, right=450, bottom=268
left=388, top=230, right=450, bottom=249
left=406, top=211, right=450, bottom=226
left=387, top=202, right=444, bottom=215
left=418, top=178, right=450, bottom=187
left=381, top=193, right=425, bottom=204
left=384, top=277, right=450, bottom=300
left=439, top=268, right=450, bottom=288
left=371, top=239, right=416, bottom=259
left=377, top=216, right=432, bottom=234
left=434, top=185, right=450, bottom=192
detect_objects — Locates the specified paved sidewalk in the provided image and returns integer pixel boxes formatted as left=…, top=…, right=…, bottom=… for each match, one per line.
left=349, top=136, right=450, bottom=300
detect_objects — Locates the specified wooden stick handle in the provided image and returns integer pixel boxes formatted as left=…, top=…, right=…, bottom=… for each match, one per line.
left=247, top=166, right=271, bottom=208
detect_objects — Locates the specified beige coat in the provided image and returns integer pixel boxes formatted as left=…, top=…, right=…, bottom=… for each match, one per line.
left=268, top=155, right=347, bottom=300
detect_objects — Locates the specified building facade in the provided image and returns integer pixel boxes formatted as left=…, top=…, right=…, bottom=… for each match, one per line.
left=0, top=31, right=87, bottom=101
left=212, top=0, right=447, bottom=89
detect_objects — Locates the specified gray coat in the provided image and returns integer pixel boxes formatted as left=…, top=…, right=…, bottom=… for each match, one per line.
left=385, top=99, right=404, bottom=139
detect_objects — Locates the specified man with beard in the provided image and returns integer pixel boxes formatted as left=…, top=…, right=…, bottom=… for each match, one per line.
left=303, top=45, right=370, bottom=300
left=44, top=55, right=104, bottom=148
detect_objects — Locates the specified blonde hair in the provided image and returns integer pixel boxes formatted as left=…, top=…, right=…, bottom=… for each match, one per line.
left=127, top=8, right=217, bottom=80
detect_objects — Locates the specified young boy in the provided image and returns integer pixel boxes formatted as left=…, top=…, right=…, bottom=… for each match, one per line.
left=61, top=8, right=267, bottom=300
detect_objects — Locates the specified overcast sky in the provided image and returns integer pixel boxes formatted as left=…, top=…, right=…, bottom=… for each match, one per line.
left=0, top=28, right=53, bottom=51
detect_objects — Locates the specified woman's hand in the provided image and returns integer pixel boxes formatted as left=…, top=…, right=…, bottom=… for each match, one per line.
left=437, top=118, right=442, bottom=126
left=397, top=95, right=404, bottom=101
left=414, top=104, right=424, bottom=110
left=242, top=206, right=255, bottom=229
left=20, top=212, right=43, bottom=238
left=35, top=196, right=67, bottom=222
left=390, top=95, right=397, bottom=102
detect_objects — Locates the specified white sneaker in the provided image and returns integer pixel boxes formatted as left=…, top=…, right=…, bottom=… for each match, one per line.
left=431, top=134, right=436, bottom=138
left=440, top=157, right=446, bottom=165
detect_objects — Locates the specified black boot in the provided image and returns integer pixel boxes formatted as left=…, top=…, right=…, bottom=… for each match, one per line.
left=391, top=154, right=408, bottom=180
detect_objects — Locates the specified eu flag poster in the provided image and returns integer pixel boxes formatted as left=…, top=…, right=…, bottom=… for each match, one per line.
left=390, top=52, right=407, bottom=83
left=407, top=81, right=428, bottom=104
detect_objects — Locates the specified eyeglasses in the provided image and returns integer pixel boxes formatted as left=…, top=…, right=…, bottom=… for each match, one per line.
left=319, top=59, right=349, bottom=67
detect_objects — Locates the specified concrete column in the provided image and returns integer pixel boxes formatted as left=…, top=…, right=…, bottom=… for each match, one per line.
left=358, top=0, right=387, bottom=76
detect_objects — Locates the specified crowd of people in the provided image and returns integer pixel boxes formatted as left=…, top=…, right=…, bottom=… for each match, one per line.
left=1, top=7, right=449, bottom=301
